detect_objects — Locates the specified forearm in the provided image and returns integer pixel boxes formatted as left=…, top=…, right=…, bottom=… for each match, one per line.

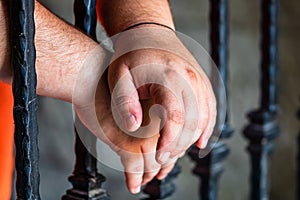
left=0, top=0, right=11, bottom=83
left=34, top=1, right=101, bottom=103
left=97, top=0, right=175, bottom=36
left=0, top=1, right=105, bottom=103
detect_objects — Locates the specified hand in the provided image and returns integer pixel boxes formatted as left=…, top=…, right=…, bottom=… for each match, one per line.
left=74, top=62, right=181, bottom=194
left=71, top=25, right=216, bottom=194
left=97, top=78, right=180, bottom=193
left=107, top=26, right=217, bottom=164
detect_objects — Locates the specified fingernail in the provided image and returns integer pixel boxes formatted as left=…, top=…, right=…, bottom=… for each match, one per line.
left=159, top=152, right=170, bottom=163
left=125, top=114, right=138, bottom=131
left=156, top=174, right=167, bottom=180
left=131, top=186, right=141, bottom=194
left=200, top=139, right=208, bottom=149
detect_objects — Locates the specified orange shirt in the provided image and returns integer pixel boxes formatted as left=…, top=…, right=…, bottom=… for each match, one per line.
left=0, top=82, right=14, bottom=199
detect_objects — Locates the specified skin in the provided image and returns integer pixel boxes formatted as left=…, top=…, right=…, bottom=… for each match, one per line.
left=0, top=0, right=10, bottom=83
left=0, top=0, right=216, bottom=194
left=97, top=0, right=216, bottom=192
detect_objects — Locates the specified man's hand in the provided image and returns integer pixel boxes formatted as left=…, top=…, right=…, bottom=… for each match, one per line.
left=0, top=0, right=181, bottom=194
left=0, top=0, right=217, bottom=194
left=98, top=78, right=179, bottom=194
left=74, top=65, right=181, bottom=194
left=107, top=26, right=217, bottom=164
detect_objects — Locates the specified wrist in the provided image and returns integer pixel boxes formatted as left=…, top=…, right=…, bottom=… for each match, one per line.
left=122, top=22, right=175, bottom=32
left=97, top=0, right=175, bottom=36
left=72, top=46, right=109, bottom=107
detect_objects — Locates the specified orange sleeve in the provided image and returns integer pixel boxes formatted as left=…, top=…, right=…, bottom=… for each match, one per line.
left=0, top=82, right=14, bottom=200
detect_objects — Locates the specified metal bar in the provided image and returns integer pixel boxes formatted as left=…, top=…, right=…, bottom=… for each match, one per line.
left=260, top=0, right=279, bottom=114
left=243, top=0, right=280, bottom=199
left=10, top=0, right=41, bottom=199
left=142, top=165, right=181, bottom=199
left=73, top=0, right=97, bottom=39
left=188, top=0, right=233, bottom=199
left=209, top=0, right=233, bottom=140
left=298, top=97, right=300, bottom=200
left=62, top=0, right=109, bottom=199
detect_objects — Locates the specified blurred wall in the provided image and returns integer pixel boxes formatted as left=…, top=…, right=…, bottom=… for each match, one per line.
left=27, top=0, right=300, bottom=199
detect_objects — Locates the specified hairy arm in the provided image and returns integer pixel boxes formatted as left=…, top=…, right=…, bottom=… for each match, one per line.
left=0, top=0, right=10, bottom=83
left=97, top=0, right=175, bottom=36
left=0, top=1, right=105, bottom=103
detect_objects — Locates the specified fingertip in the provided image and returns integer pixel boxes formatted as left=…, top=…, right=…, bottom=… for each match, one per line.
left=156, top=163, right=175, bottom=180
left=126, top=176, right=142, bottom=194
left=196, top=138, right=208, bottom=149
left=124, top=113, right=140, bottom=132
left=130, top=186, right=141, bottom=194
left=156, top=173, right=167, bottom=180
left=124, top=171, right=143, bottom=194
left=195, top=141, right=201, bottom=149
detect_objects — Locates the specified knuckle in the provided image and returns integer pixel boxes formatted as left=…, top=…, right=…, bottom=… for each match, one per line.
left=171, top=149, right=184, bottom=157
left=160, top=138, right=175, bottom=147
left=165, top=57, right=177, bottom=68
left=113, top=95, right=130, bottom=106
left=113, top=95, right=137, bottom=112
left=128, top=164, right=143, bottom=173
left=168, top=110, right=184, bottom=124
left=164, top=67, right=177, bottom=77
left=184, top=119, right=198, bottom=132
left=185, top=68, right=198, bottom=82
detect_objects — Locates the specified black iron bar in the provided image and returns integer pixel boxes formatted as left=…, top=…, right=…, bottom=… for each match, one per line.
left=298, top=97, right=300, bottom=200
left=11, top=0, right=41, bottom=199
left=62, top=0, right=109, bottom=199
left=142, top=165, right=181, bottom=199
left=243, top=0, right=280, bottom=199
left=188, top=0, right=233, bottom=199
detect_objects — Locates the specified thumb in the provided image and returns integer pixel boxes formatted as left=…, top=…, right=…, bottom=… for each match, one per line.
left=109, top=66, right=142, bottom=132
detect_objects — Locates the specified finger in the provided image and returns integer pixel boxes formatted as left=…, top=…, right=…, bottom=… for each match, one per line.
left=150, top=84, right=184, bottom=164
left=120, top=151, right=144, bottom=194
left=109, top=63, right=142, bottom=132
left=141, top=150, right=160, bottom=185
left=196, top=107, right=216, bottom=149
left=178, top=151, right=186, bottom=158
left=196, top=80, right=216, bottom=149
left=156, top=163, right=175, bottom=180
left=169, top=85, right=200, bottom=158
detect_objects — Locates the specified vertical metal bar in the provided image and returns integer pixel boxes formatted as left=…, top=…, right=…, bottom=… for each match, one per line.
left=10, top=0, right=41, bottom=199
left=73, top=0, right=97, bottom=39
left=209, top=0, right=233, bottom=139
left=142, top=165, right=181, bottom=199
left=260, top=0, right=279, bottom=114
left=62, top=0, right=109, bottom=199
left=298, top=97, right=300, bottom=200
left=243, top=0, right=280, bottom=199
left=188, top=0, right=232, bottom=199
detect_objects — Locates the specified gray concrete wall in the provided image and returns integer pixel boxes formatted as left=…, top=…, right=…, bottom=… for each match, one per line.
left=25, top=0, right=300, bottom=199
